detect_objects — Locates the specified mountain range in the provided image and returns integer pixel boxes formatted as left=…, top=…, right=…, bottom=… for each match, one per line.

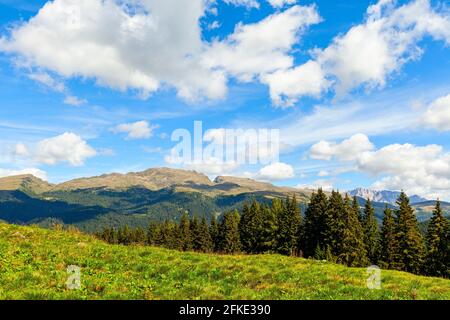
left=0, top=167, right=447, bottom=232
left=348, top=188, right=428, bottom=205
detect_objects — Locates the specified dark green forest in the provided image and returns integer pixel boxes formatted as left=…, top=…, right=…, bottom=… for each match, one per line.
left=96, top=190, right=450, bottom=279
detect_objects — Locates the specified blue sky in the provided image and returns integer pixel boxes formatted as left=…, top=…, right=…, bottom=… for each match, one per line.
left=0, top=0, right=450, bottom=199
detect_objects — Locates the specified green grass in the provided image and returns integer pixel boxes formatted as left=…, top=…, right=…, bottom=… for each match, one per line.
left=0, top=223, right=448, bottom=300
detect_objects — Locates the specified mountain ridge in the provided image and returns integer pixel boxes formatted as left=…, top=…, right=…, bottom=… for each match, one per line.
left=349, top=187, right=428, bottom=205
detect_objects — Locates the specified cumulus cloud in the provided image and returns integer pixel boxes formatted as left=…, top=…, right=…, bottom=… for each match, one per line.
left=268, top=0, right=297, bottom=8
left=254, top=162, right=294, bottom=181
left=262, top=0, right=450, bottom=106
left=296, top=179, right=334, bottom=191
left=1, top=0, right=448, bottom=107
left=0, top=168, right=48, bottom=180
left=423, top=93, right=450, bottom=131
left=0, top=0, right=227, bottom=101
left=204, top=4, right=321, bottom=82
left=13, top=133, right=97, bottom=166
left=310, top=133, right=374, bottom=161
left=309, top=134, right=450, bottom=199
left=34, top=132, right=97, bottom=166
left=316, top=0, right=450, bottom=96
left=261, top=60, right=330, bottom=107
left=111, top=120, right=157, bottom=140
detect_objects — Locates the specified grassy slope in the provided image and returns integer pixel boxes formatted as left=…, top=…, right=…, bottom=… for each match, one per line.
left=0, top=223, right=449, bottom=300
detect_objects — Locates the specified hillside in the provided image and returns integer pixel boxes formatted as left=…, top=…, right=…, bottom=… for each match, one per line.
left=0, top=168, right=312, bottom=231
left=0, top=223, right=448, bottom=300
left=0, top=168, right=447, bottom=231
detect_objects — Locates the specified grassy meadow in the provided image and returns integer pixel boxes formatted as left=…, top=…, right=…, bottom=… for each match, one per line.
left=0, top=223, right=448, bottom=300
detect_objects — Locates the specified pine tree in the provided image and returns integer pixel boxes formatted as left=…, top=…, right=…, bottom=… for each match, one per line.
left=380, top=206, right=397, bottom=269
left=323, top=190, right=344, bottom=258
left=394, top=192, right=425, bottom=274
left=133, top=227, right=146, bottom=244
left=276, top=195, right=301, bottom=255
left=209, top=215, right=220, bottom=252
left=190, top=215, right=201, bottom=251
left=239, top=201, right=263, bottom=253
left=160, top=220, right=178, bottom=249
left=425, top=200, right=449, bottom=277
left=147, top=222, right=159, bottom=245
left=259, top=203, right=278, bottom=252
left=218, top=210, right=241, bottom=253
left=337, top=194, right=368, bottom=267
left=362, top=198, right=380, bottom=264
left=301, top=188, right=328, bottom=257
left=196, top=217, right=213, bottom=252
left=119, top=225, right=131, bottom=245
left=352, top=196, right=363, bottom=223
left=179, top=213, right=192, bottom=251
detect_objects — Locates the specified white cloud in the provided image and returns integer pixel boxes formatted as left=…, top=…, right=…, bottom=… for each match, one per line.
left=255, top=162, right=294, bottom=181
left=309, top=134, right=450, bottom=200
left=0, top=168, right=48, bottom=180
left=34, top=132, right=97, bottom=166
left=310, top=133, right=375, bottom=161
left=112, top=120, right=157, bottom=140
left=1, top=0, right=448, bottom=107
left=315, top=0, right=450, bottom=96
left=317, top=170, right=329, bottom=177
left=262, top=0, right=450, bottom=106
left=13, top=143, right=29, bottom=157
left=261, top=60, right=330, bottom=107
left=423, top=93, right=450, bottom=131
left=268, top=0, right=297, bottom=8
left=28, top=71, right=86, bottom=106
left=296, top=179, right=334, bottom=191
left=204, top=4, right=321, bottom=82
left=64, top=95, right=87, bottom=106
left=28, top=72, right=65, bottom=92
left=185, top=159, right=240, bottom=177
left=0, top=0, right=227, bottom=101
left=223, top=0, right=260, bottom=9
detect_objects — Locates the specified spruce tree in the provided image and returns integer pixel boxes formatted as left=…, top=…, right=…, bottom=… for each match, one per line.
left=197, top=217, right=213, bottom=252
left=394, top=192, right=425, bottom=274
left=323, top=190, right=344, bottom=258
left=239, top=201, right=263, bottom=253
left=218, top=210, right=241, bottom=253
left=301, top=188, right=328, bottom=257
left=190, top=215, right=201, bottom=251
left=362, top=199, right=380, bottom=264
left=179, top=213, right=192, bottom=251
left=352, top=196, right=363, bottom=223
left=425, top=200, right=449, bottom=277
left=147, top=222, right=159, bottom=245
left=380, top=206, right=397, bottom=269
left=259, top=203, right=278, bottom=252
left=209, top=215, right=220, bottom=252
left=337, top=195, right=368, bottom=267
left=276, top=195, right=301, bottom=255
left=133, top=227, right=146, bottom=244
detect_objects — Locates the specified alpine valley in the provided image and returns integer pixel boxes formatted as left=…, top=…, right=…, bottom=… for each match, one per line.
left=0, top=167, right=447, bottom=232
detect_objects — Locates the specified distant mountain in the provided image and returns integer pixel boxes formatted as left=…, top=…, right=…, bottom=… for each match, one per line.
left=0, top=169, right=447, bottom=232
left=349, top=188, right=427, bottom=205
left=0, top=167, right=312, bottom=231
